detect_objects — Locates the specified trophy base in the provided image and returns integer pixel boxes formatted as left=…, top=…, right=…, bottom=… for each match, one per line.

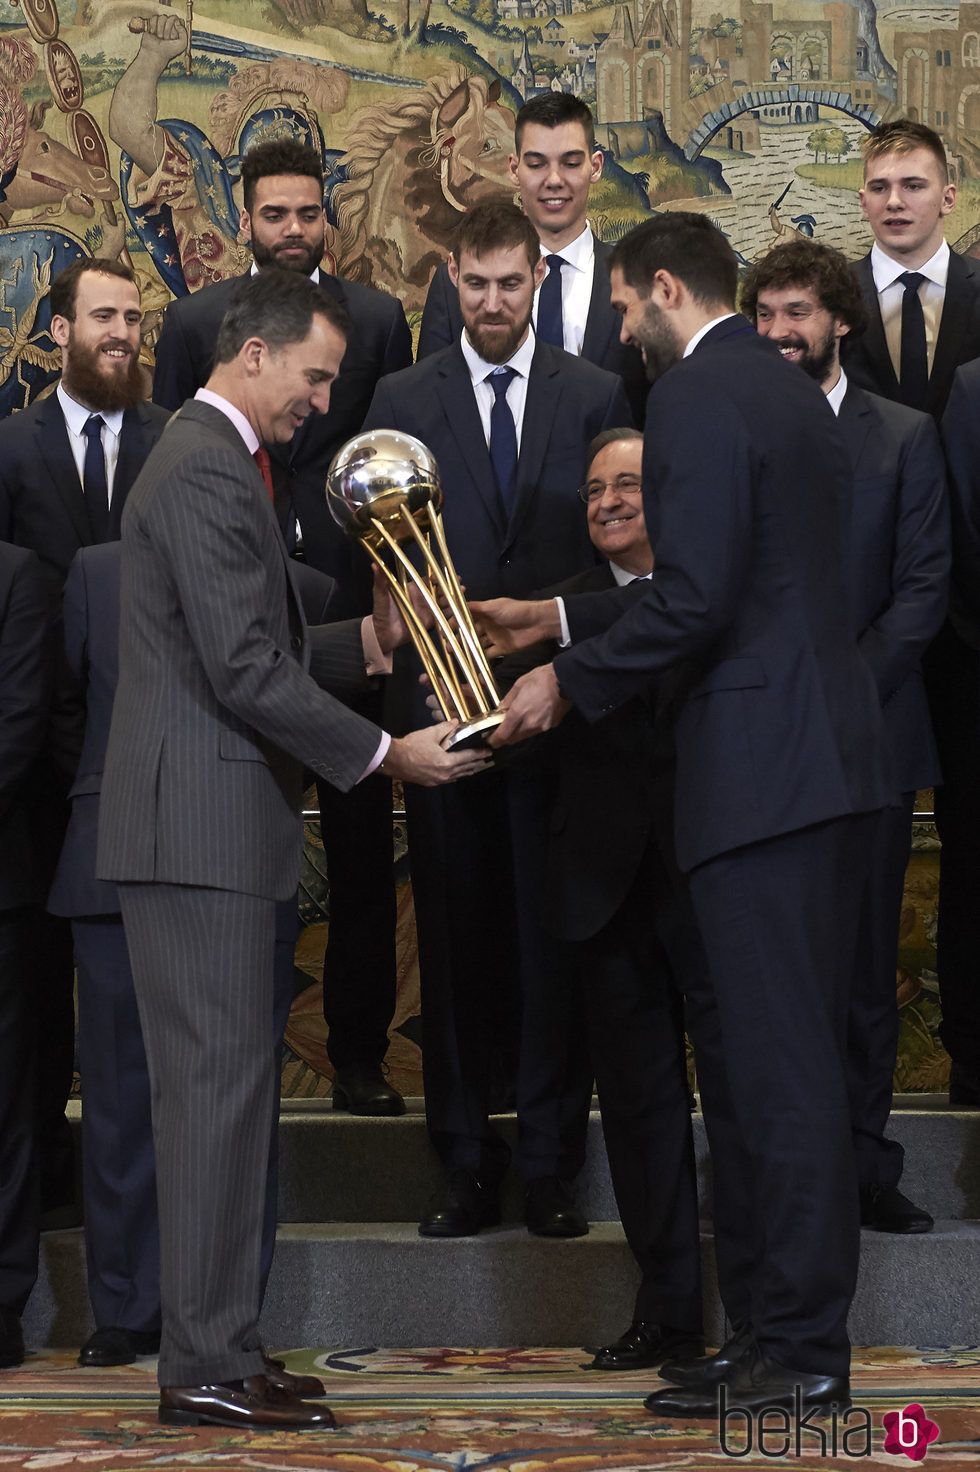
left=445, top=710, right=506, bottom=751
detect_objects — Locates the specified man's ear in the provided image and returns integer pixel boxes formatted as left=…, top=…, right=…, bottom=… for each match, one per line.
left=50, top=314, right=71, bottom=350
left=448, top=253, right=459, bottom=288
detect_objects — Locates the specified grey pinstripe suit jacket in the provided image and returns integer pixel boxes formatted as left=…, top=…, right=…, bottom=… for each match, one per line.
left=96, top=399, right=382, bottom=902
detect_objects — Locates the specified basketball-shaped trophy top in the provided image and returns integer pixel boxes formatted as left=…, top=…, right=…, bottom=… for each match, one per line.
left=327, top=430, right=443, bottom=539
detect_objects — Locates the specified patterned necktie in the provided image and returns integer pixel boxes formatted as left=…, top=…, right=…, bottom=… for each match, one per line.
left=536, top=254, right=565, bottom=347
left=82, top=413, right=111, bottom=543
left=898, top=271, right=929, bottom=408
left=253, top=446, right=275, bottom=500
left=488, top=366, right=518, bottom=516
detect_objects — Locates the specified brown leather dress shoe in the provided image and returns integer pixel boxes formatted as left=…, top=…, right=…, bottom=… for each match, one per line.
left=262, top=1355, right=327, bottom=1398
left=158, top=1374, right=336, bottom=1429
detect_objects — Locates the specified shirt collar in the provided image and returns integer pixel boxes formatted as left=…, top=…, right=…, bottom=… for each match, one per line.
left=57, top=383, right=125, bottom=438
left=870, top=238, right=950, bottom=291
left=460, top=324, right=537, bottom=385
left=683, top=312, right=739, bottom=357
left=610, top=560, right=652, bottom=584
left=194, top=387, right=259, bottom=454
left=825, top=365, right=848, bottom=416
left=249, top=261, right=321, bottom=284
left=540, top=223, right=593, bottom=273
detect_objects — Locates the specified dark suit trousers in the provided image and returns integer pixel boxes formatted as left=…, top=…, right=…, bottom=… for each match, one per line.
left=923, top=623, right=980, bottom=1069
left=846, top=796, right=914, bottom=1187
left=684, top=815, right=873, bottom=1378
left=119, top=882, right=278, bottom=1387
left=316, top=772, right=396, bottom=1070
left=582, top=839, right=702, bottom=1332
left=0, top=906, right=39, bottom=1313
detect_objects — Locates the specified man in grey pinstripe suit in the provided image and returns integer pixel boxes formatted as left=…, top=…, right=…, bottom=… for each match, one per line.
left=97, top=270, right=486, bottom=1430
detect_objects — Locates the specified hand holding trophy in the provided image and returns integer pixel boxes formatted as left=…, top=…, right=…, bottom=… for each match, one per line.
left=327, top=431, right=504, bottom=749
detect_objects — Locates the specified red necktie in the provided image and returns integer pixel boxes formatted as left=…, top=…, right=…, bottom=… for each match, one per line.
left=253, top=446, right=274, bottom=500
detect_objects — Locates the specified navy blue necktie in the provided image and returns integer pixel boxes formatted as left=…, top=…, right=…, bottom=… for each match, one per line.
left=82, top=413, right=111, bottom=543
left=898, top=271, right=929, bottom=408
left=536, top=254, right=565, bottom=347
left=488, top=366, right=518, bottom=516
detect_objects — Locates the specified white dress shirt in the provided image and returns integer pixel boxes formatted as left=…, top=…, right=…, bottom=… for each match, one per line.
left=533, top=224, right=596, bottom=356
left=460, top=326, right=537, bottom=451
left=870, top=239, right=949, bottom=379
left=57, top=384, right=125, bottom=505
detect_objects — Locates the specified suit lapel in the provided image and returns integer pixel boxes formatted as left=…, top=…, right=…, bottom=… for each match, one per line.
left=929, top=250, right=977, bottom=414
left=436, top=346, right=506, bottom=539
left=582, top=239, right=620, bottom=363
left=506, top=343, right=561, bottom=549
left=855, top=255, right=900, bottom=398
left=36, top=397, right=93, bottom=547
left=285, top=270, right=343, bottom=467
left=112, top=405, right=156, bottom=536
left=837, top=383, right=872, bottom=469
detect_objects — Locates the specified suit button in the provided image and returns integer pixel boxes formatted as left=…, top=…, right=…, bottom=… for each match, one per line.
left=290, top=635, right=302, bottom=651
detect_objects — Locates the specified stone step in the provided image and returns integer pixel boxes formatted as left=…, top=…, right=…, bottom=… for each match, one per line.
left=24, top=1218, right=980, bottom=1351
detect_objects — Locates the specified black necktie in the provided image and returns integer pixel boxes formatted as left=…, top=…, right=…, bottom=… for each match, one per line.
left=536, top=254, right=565, bottom=347
left=488, top=366, right=518, bottom=516
left=82, top=413, right=111, bottom=543
left=898, top=271, right=929, bottom=408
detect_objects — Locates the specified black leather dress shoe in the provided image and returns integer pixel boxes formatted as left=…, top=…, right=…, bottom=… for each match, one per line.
left=588, top=1321, right=704, bottom=1371
left=418, top=1170, right=501, bottom=1237
left=0, top=1307, right=24, bottom=1369
left=660, top=1323, right=754, bottom=1386
left=78, top=1326, right=161, bottom=1367
left=644, top=1342, right=849, bottom=1418
left=262, top=1355, right=326, bottom=1398
left=159, top=1375, right=336, bottom=1429
left=525, top=1176, right=588, bottom=1238
left=860, top=1183, right=933, bottom=1234
left=332, top=1064, right=405, bottom=1116
left=949, top=1061, right=980, bottom=1107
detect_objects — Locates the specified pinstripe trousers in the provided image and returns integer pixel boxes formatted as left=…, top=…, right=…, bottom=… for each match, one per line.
left=119, top=881, right=278, bottom=1388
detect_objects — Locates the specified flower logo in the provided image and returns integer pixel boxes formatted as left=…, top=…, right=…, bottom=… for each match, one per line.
left=883, top=1403, right=940, bottom=1461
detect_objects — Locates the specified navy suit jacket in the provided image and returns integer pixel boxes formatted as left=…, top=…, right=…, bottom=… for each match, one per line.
left=556, top=317, right=891, bottom=874
left=940, top=356, right=980, bottom=650
left=362, top=339, right=630, bottom=603
left=837, top=383, right=949, bottom=794
left=0, top=395, right=170, bottom=590
left=0, top=543, right=54, bottom=910
left=416, top=237, right=648, bottom=426
left=152, top=269, right=413, bottom=605
left=841, top=250, right=980, bottom=421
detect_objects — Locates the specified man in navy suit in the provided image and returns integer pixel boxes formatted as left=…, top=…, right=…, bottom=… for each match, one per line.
left=0, top=544, right=55, bottom=1369
left=476, top=214, right=890, bottom=1414
left=363, top=201, right=630, bottom=1238
left=418, top=93, right=647, bottom=424
left=152, top=139, right=413, bottom=1116
left=0, top=258, right=169, bottom=1235
left=742, top=238, right=949, bottom=1232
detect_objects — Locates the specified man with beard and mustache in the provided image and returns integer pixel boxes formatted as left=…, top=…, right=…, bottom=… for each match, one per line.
left=471, top=213, right=893, bottom=1415
left=362, top=201, right=629, bottom=1238
left=0, top=257, right=168, bottom=1252
left=741, top=239, right=949, bottom=1235
left=152, top=138, right=414, bottom=1121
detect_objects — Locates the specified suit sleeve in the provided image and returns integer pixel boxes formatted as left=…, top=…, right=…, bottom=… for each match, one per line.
left=152, top=303, right=201, bottom=410
left=150, top=449, right=383, bottom=789
left=0, top=550, right=52, bottom=824
left=417, top=265, right=457, bottom=359
left=555, top=374, right=753, bottom=721
left=857, top=414, right=950, bottom=700
left=382, top=298, right=414, bottom=374
left=941, top=365, right=980, bottom=640
left=361, top=377, right=398, bottom=434
left=48, top=550, right=89, bottom=783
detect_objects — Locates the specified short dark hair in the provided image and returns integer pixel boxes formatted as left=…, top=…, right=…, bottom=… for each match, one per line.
left=609, top=214, right=738, bottom=310
left=587, top=426, right=642, bottom=469
left=240, top=138, right=324, bottom=214
left=50, top=257, right=137, bottom=321
left=739, top=239, right=868, bottom=335
left=214, top=267, right=350, bottom=364
left=863, top=118, right=948, bottom=182
left=452, top=201, right=540, bottom=275
left=514, top=93, right=596, bottom=155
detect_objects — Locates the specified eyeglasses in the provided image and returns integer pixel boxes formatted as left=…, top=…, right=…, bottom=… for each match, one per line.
left=578, top=474, right=643, bottom=504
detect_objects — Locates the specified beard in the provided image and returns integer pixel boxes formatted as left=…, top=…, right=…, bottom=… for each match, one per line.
left=633, top=301, right=682, bottom=382
left=465, top=311, right=532, bottom=365
left=63, top=338, right=145, bottom=412
left=251, top=234, right=324, bottom=275
left=793, top=325, right=839, bottom=386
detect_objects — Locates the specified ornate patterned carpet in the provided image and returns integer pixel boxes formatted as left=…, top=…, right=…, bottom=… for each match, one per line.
left=1, top=1346, right=978, bottom=1470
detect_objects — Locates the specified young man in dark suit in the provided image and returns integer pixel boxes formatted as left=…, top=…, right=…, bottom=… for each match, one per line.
left=476, top=214, right=890, bottom=1414
left=363, top=201, right=630, bottom=1240
left=0, top=258, right=169, bottom=1234
left=0, top=544, right=55, bottom=1369
left=152, top=139, right=414, bottom=1116
left=743, top=238, right=950, bottom=1231
left=418, top=93, right=647, bottom=423
left=97, top=269, right=486, bottom=1430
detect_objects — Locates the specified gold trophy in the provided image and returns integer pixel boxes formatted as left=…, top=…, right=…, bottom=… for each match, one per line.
left=327, top=431, right=504, bottom=750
